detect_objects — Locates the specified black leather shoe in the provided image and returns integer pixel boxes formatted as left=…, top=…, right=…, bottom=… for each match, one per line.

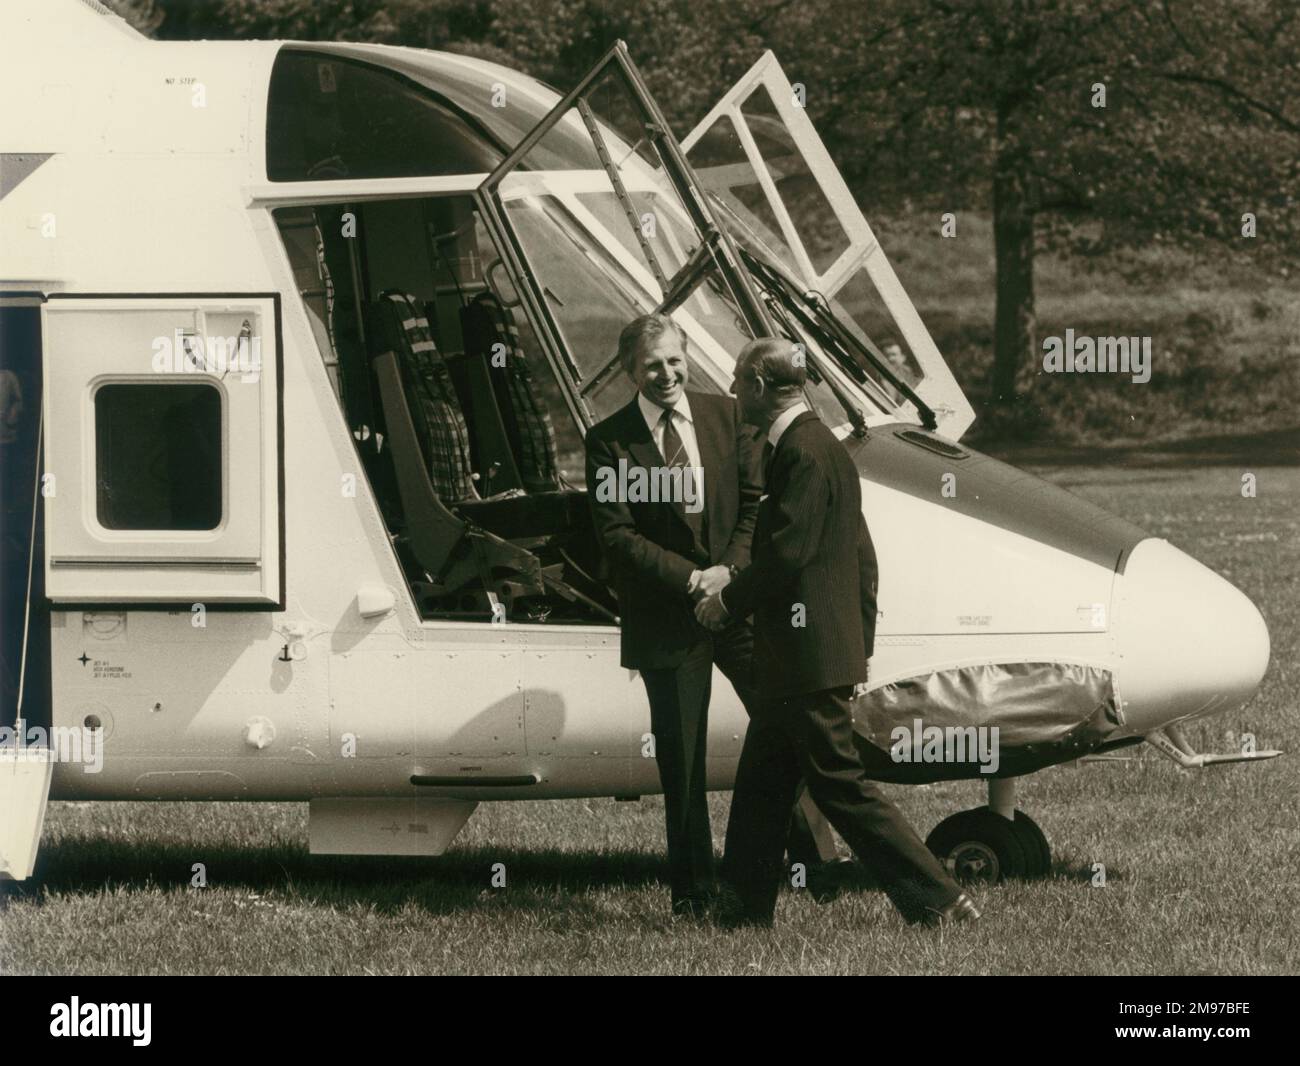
left=806, top=857, right=855, bottom=904
left=671, top=895, right=711, bottom=920
left=709, top=884, right=774, bottom=930
left=922, top=892, right=981, bottom=927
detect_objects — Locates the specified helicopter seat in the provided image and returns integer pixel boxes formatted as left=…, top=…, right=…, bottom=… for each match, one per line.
left=365, top=292, right=544, bottom=602
left=366, top=291, right=478, bottom=503
left=459, top=290, right=559, bottom=494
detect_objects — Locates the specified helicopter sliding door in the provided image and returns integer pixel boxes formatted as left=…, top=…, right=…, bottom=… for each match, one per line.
left=40, top=295, right=283, bottom=607
left=684, top=51, right=976, bottom=438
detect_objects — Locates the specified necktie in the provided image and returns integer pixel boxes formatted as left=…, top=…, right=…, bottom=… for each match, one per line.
left=660, top=408, right=688, bottom=469
left=761, top=440, right=775, bottom=483
left=659, top=408, right=705, bottom=550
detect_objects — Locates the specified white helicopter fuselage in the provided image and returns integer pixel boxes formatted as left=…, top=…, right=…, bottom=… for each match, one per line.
left=0, top=1, right=1271, bottom=872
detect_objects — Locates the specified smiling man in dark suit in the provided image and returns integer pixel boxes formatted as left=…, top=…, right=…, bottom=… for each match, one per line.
left=585, top=314, right=827, bottom=917
left=696, top=337, right=980, bottom=928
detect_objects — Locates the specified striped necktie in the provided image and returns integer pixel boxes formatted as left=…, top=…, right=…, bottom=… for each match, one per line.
left=659, top=408, right=688, bottom=469
left=659, top=408, right=705, bottom=549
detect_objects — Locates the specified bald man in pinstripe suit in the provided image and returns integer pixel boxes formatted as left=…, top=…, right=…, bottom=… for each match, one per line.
left=696, top=338, right=980, bottom=929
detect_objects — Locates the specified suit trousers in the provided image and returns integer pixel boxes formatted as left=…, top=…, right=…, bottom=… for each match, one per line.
left=640, top=620, right=823, bottom=912
left=722, top=685, right=962, bottom=924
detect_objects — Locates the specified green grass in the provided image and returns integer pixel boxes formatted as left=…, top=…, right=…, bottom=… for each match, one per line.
left=2, top=462, right=1297, bottom=975
left=874, top=213, right=1300, bottom=448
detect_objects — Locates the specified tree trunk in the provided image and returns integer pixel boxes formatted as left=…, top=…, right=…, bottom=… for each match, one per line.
left=990, top=145, right=1037, bottom=408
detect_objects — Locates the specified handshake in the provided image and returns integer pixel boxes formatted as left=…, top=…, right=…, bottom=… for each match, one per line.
left=688, top=565, right=732, bottom=632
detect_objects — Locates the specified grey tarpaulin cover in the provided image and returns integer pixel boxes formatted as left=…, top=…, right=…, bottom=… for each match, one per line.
left=852, top=662, right=1123, bottom=777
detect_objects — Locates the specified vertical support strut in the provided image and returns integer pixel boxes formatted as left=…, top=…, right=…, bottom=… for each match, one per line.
left=988, top=777, right=1016, bottom=821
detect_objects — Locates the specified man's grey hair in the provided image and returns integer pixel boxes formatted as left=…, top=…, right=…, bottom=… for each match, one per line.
left=739, top=337, right=806, bottom=396
left=617, top=313, right=687, bottom=374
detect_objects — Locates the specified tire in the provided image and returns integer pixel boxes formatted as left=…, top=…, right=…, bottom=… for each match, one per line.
left=1013, top=810, right=1052, bottom=877
left=926, top=807, right=1029, bottom=883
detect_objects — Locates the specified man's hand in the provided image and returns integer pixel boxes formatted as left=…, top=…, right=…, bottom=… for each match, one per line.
left=695, top=591, right=729, bottom=631
left=851, top=663, right=871, bottom=700
left=693, top=564, right=732, bottom=600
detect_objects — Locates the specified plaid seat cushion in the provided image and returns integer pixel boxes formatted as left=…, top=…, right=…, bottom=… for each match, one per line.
left=466, top=291, right=559, bottom=492
left=373, top=291, right=477, bottom=502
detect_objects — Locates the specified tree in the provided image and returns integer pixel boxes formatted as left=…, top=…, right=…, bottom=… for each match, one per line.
left=759, top=0, right=1300, bottom=424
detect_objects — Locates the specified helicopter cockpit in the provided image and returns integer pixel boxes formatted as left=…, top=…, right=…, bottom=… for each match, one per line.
left=267, top=42, right=973, bottom=625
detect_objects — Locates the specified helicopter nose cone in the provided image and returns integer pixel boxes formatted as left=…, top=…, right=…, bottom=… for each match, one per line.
left=1112, top=538, right=1270, bottom=733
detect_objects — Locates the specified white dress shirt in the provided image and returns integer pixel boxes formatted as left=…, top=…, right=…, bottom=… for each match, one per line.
left=638, top=391, right=704, bottom=484
left=638, top=390, right=707, bottom=591
left=767, top=401, right=810, bottom=448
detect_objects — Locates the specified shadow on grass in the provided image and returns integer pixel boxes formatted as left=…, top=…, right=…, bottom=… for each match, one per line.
left=9, top=837, right=670, bottom=918
left=2, top=841, right=1109, bottom=919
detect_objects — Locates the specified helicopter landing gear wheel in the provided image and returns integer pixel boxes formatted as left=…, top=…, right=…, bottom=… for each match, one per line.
left=1012, top=810, right=1051, bottom=877
left=926, top=807, right=1028, bottom=884
left=926, top=806, right=1052, bottom=882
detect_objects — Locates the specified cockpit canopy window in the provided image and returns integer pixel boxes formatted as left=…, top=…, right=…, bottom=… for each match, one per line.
left=266, top=49, right=503, bottom=181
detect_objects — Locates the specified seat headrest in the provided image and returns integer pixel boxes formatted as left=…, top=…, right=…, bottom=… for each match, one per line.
left=365, top=291, right=435, bottom=359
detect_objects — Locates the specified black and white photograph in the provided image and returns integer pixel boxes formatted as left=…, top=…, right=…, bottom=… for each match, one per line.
left=1, top=0, right=1296, bottom=1006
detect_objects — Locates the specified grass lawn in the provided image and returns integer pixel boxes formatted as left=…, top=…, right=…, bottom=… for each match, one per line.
left=2, top=461, right=1296, bottom=975
left=875, top=213, right=1300, bottom=449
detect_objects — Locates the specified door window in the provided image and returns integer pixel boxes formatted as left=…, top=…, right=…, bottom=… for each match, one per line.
left=684, top=51, right=976, bottom=437
left=94, top=382, right=223, bottom=530
left=476, top=44, right=778, bottom=405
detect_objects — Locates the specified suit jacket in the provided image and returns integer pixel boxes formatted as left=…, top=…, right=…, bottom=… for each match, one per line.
left=723, top=411, right=878, bottom=697
left=586, top=391, right=762, bottom=670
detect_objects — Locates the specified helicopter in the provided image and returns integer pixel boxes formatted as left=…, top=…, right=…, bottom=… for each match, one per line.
left=0, top=0, right=1277, bottom=890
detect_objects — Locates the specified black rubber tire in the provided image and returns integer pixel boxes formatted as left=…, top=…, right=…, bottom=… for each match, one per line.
left=1013, top=810, right=1052, bottom=877
left=926, top=807, right=1029, bottom=883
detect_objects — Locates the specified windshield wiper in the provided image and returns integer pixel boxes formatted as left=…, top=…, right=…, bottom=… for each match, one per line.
left=652, top=233, right=870, bottom=437
left=756, top=281, right=870, bottom=439
left=656, top=228, right=721, bottom=315
left=740, top=249, right=938, bottom=432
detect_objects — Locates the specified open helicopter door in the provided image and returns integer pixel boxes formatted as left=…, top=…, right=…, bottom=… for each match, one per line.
left=473, top=39, right=777, bottom=420
left=40, top=295, right=283, bottom=606
left=684, top=51, right=976, bottom=439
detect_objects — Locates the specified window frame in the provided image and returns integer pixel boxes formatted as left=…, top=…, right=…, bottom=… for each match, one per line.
left=41, top=293, right=285, bottom=610
left=270, top=189, right=596, bottom=482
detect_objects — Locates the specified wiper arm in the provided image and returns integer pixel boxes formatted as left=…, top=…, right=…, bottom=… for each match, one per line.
left=655, top=228, right=721, bottom=315
left=741, top=249, right=938, bottom=431
left=757, top=285, right=870, bottom=439
left=802, top=288, right=938, bottom=431
left=648, top=231, right=867, bottom=437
